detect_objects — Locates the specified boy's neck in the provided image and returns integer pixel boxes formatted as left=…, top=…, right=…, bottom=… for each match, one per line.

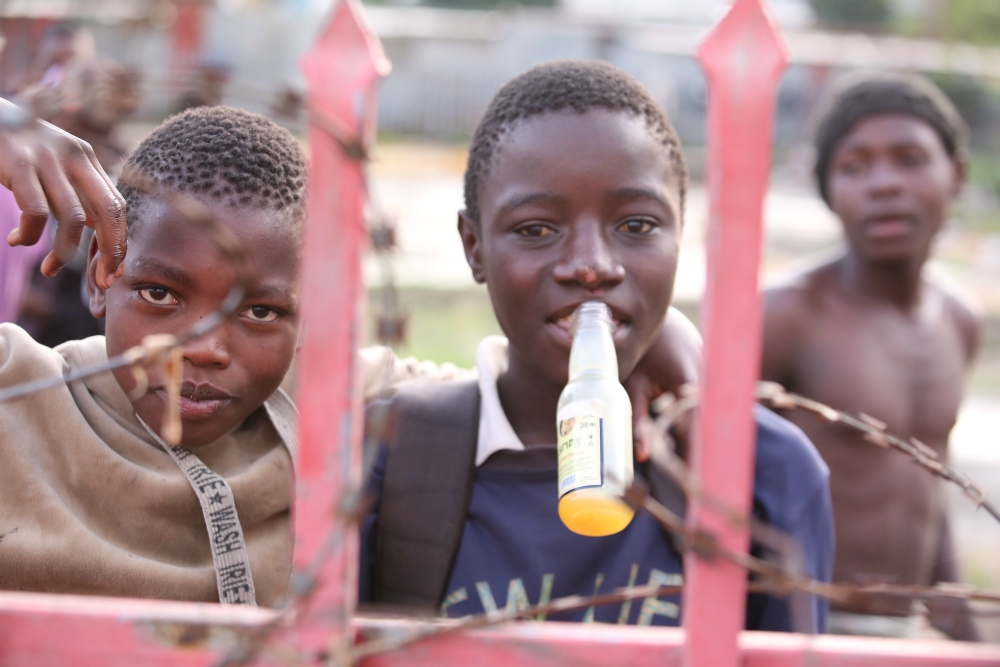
left=496, top=345, right=565, bottom=448
left=838, top=250, right=926, bottom=311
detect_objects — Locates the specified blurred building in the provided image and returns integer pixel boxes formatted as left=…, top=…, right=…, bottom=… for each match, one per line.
left=0, top=0, right=162, bottom=95
left=366, top=1, right=1000, bottom=151
left=367, top=3, right=816, bottom=149
left=3, top=0, right=1000, bottom=153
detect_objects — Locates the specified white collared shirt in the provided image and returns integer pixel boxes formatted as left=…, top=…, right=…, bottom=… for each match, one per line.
left=474, top=336, right=527, bottom=466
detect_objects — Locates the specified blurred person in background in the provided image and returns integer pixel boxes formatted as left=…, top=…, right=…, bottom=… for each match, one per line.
left=0, top=95, right=126, bottom=322
left=12, top=26, right=138, bottom=346
left=177, top=61, right=230, bottom=112
left=762, top=72, right=980, bottom=641
left=7, top=22, right=78, bottom=96
left=0, top=24, right=80, bottom=324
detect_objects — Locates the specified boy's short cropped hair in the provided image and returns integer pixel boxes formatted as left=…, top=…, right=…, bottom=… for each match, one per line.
left=812, top=71, right=968, bottom=203
left=463, top=59, right=688, bottom=222
left=118, top=106, right=306, bottom=228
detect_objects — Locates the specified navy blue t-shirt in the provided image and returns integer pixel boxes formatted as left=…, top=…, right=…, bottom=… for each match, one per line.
left=360, top=405, right=833, bottom=632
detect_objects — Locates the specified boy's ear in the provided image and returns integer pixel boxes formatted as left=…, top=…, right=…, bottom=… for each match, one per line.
left=85, top=234, right=108, bottom=319
left=457, top=210, right=486, bottom=284
left=951, top=158, right=967, bottom=199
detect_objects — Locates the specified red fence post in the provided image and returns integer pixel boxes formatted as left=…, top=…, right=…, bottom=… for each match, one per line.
left=683, top=2, right=788, bottom=667
left=170, top=1, right=205, bottom=77
left=294, top=0, right=390, bottom=660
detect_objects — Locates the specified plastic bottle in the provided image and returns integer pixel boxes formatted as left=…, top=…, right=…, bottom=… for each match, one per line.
left=556, top=301, right=635, bottom=537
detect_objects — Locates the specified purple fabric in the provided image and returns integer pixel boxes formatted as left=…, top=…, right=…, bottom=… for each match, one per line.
left=0, top=187, right=49, bottom=323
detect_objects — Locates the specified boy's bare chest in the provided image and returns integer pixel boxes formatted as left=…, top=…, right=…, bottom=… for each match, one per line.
left=791, top=305, right=966, bottom=450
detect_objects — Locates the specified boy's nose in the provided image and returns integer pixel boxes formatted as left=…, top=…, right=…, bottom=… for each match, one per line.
left=182, top=329, right=232, bottom=369
left=552, top=224, right=626, bottom=291
left=868, top=159, right=904, bottom=197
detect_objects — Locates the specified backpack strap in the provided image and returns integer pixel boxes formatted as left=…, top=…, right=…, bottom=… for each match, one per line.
left=645, top=458, right=688, bottom=557
left=370, top=379, right=480, bottom=609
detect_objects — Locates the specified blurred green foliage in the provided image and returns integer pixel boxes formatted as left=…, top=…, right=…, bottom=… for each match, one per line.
left=368, top=287, right=500, bottom=369
left=942, top=0, right=1000, bottom=46
left=808, top=0, right=891, bottom=30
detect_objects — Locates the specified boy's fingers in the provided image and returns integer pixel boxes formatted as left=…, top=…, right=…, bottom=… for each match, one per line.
left=626, top=376, right=654, bottom=463
left=634, top=432, right=651, bottom=463
left=36, top=157, right=88, bottom=277
left=66, top=145, right=127, bottom=287
left=6, top=169, right=50, bottom=248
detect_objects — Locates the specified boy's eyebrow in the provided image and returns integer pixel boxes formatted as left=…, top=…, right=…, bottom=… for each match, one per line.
left=246, top=284, right=297, bottom=303
left=839, top=138, right=929, bottom=154
left=605, top=186, right=671, bottom=208
left=130, top=257, right=194, bottom=288
left=496, top=191, right=567, bottom=216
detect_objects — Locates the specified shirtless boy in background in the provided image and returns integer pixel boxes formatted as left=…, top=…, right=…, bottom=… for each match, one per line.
left=762, top=72, right=980, bottom=640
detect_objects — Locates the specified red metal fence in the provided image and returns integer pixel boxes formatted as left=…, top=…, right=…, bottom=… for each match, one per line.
left=1, top=1, right=999, bottom=666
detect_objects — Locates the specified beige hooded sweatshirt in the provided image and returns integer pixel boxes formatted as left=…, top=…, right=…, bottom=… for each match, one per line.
left=0, top=324, right=295, bottom=606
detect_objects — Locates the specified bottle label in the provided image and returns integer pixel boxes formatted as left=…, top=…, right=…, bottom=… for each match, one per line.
left=556, top=400, right=604, bottom=498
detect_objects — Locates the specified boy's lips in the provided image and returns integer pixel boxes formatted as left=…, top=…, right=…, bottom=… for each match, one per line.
left=863, top=214, right=915, bottom=240
left=153, top=382, right=235, bottom=422
left=545, top=303, right=632, bottom=350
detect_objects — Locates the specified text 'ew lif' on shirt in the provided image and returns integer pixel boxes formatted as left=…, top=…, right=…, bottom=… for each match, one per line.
left=359, top=336, right=834, bottom=631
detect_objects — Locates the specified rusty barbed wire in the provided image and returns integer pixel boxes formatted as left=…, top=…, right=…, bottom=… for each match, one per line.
left=648, top=382, right=1000, bottom=525
left=349, top=582, right=685, bottom=661
left=343, top=484, right=1000, bottom=664
left=340, top=394, right=1000, bottom=663
left=335, top=378, right=1000, bottom=660
left=8, top=77, right=1000, bottom=661
left=208, top=329, right=1000, bottom=661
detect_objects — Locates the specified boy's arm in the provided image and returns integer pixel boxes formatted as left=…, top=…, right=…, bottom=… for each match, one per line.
left=0, top=97, right=127, bottom=288
left=625, top=307, right=702, bottom=462
left=358, top=346, right=474, bottom=401
left=761, top=285, right=808, bottom=390
left=753, top=481, right=834, bottom=634
left=927, top=516, right=981, bottom=641
left=947, top=291, right=982, bottom=368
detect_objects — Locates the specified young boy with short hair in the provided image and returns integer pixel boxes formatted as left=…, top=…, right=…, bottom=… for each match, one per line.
left=0, top=106, right=305, bottom=606
left=762, top=72, right=980, bottom=640
left=362, top=60, right=834, bottom=632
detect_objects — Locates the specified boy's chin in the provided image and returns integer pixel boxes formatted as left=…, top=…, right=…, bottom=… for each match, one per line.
left=131, top=400, right=242, bottom=450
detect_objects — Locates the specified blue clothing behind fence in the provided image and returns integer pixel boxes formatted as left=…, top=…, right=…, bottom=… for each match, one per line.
left=360, top=405, right=833, bottom=632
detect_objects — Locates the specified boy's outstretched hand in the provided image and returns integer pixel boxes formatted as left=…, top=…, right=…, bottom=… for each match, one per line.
left=1, top=98, right=126, bottom=289
left=625, top=307, right=703, bottom=462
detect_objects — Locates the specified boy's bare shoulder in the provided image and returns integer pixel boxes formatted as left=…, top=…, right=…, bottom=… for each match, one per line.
left=764, top=257, right=842, bottom=327
left=761, top=258, right=842, bottom=385
left=925, top=271, right=982, bottom=360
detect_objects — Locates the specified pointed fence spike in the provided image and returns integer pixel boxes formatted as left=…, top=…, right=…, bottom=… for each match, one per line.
left=684, top=2, right=788, bottom=666
left=293, top=0, right=389, bottom=655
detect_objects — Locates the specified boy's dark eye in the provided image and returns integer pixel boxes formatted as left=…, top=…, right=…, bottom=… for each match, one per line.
left=137, top=287, right=178, bottom=306
left=897, top=150, right=927, bottom=168
left=837, top=158, right=866, bottom=176
left=617, top=219, right=656, bottom=235
left=515, top=223, right=555, bottom=238
left=243, top=305, right=280, bottom=323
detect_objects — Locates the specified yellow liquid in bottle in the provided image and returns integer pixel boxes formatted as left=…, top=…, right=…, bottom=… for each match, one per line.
left=558, top=489, right=635, bottom=537
left=556, top=302, right=634, bottom=538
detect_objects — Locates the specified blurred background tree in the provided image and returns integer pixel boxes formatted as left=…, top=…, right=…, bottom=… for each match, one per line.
left=808, top=0, right=891, bottom=31
left=942, top=0, right=1000, bottom=46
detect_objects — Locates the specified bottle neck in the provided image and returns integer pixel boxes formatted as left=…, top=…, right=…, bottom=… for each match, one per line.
left=568, top=321, right=618, bottom=381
